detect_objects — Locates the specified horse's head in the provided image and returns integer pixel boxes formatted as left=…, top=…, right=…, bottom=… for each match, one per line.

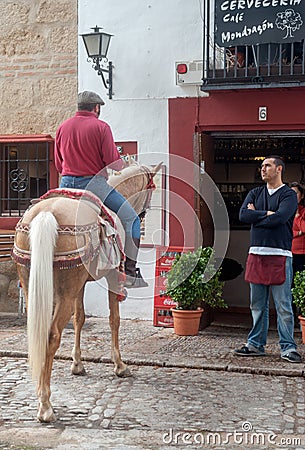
left=108, top=161, right=163, bottom=216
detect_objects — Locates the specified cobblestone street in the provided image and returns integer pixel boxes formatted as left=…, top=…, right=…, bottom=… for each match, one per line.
left=0, top=315, right=305, bottom=449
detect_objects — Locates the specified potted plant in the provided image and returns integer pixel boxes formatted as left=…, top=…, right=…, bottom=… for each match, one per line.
left=166, top=247, right=227, bottom=336
left=291, top=270, right=305, bottom=343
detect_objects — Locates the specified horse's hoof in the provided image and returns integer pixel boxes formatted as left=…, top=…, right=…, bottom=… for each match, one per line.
left=72, top=367, right=87, bottom=376
left=71, top=363, right=87, bottom=376
left=37, top=408, right=56, bottom=423
left=115, top=366, right=132, bottom=378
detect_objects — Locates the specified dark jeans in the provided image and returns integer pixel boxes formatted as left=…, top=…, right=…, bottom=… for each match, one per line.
left=247, top=257, right=297, bottom=355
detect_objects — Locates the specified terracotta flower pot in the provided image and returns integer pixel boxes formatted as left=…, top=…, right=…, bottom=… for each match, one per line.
left=171, top=308, right=203, bottom=336
left=298, top=315, right=305, bottom=344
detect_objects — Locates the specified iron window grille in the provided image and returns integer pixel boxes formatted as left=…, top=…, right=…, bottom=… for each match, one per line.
left=0, top=141, right=50, bottom=217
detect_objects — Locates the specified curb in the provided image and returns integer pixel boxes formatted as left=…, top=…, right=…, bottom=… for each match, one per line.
left=1, top=350, right=304, bottom=378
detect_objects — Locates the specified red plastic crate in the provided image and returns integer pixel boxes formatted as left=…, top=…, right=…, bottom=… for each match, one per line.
left=153, top=307, right=174, bottom=327
left=153, top=246, right=194, bottom=327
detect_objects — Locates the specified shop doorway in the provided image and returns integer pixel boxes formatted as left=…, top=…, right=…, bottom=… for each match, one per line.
left=198, top=132, right=305, bottom=311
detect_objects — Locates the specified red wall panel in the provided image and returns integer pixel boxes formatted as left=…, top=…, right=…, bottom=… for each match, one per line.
left=168, top=88, right=305, bottom=246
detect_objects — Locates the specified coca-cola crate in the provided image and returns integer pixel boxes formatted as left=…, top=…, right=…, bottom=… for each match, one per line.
left=153, top=307, right=174, bottom=327
left=153, top=246, right=194, bottom=327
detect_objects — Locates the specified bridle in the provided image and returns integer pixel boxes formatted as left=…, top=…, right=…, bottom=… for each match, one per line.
left=137, top=165, right=157, bottom=220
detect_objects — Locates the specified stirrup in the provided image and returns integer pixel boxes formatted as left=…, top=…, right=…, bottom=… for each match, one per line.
left=124, top=268, right=148, bottom=288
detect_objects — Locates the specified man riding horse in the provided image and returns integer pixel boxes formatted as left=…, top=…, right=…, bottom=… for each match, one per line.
left=54, top=90, right=147, bottom=288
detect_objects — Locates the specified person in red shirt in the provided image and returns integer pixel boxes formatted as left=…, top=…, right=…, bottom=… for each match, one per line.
left=291, top=181, right=305, bottom=323
left=54, top=91, right=148, bottom=288
left=291, top=182, right=305, bottom=276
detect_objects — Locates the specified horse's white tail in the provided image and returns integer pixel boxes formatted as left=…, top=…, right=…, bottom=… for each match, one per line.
left=28, top=211, right=58, bottom=381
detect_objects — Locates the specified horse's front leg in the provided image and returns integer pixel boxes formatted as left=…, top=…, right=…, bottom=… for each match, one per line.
left=71, top=287, right=86, bottom=375
left=107, top=272, right=131, bottom=377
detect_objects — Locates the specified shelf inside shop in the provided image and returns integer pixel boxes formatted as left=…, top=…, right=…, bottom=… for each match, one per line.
left=215, top=155, right=302, bottom=163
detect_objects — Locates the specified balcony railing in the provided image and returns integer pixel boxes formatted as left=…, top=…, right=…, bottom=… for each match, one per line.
left=201, top=1, right=305, bottom=90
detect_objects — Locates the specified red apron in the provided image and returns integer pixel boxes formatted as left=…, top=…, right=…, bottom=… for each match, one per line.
left=245, top=254, right=286, bottom=285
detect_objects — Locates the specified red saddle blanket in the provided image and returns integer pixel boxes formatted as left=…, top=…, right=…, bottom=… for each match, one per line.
left=40, top=188, right=115, bottom=225
left=40, top=187, right=124, bottom=256
left=20, top=188, right=126, bottom=301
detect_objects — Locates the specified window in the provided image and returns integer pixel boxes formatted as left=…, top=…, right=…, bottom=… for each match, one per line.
left=0, top=136, right=55, bottom=218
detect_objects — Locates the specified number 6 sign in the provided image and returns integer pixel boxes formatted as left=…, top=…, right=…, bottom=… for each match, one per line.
left=259, top=106, right=267, bottom=121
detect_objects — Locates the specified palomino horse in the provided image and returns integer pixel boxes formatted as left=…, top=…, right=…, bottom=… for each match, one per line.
left=12, top=161, right=162, bottom=422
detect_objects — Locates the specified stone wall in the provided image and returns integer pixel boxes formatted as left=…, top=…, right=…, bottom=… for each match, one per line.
left=0, top=0, right=77, bottom=313
left=0, top=261, right=18, bottom=313
left=0, top=0, right=78, bottom=135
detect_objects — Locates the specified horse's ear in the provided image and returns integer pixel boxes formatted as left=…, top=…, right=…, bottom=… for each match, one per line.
left=152, top=162, right=163, bottom=176
left=125, top=154, right=138, bottom=166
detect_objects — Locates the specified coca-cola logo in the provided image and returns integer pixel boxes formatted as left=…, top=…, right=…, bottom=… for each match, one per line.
left=162, top=259, right=175, bottom=265
left=164, top=298, right=177, bottom=306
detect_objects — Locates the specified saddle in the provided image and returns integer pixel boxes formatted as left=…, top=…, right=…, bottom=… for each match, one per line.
left=40, top=187, right=113, bottom=220
left=43, top=188, right=125, bottom=269
left=12, top=188, right=127, bottom=300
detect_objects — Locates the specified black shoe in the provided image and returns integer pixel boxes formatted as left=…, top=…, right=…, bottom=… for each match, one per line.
left=281, top=351, right=302, bottom=363
left=234, top=345, right=266, bottom=357
left=124, top=268, right=148, bottom=288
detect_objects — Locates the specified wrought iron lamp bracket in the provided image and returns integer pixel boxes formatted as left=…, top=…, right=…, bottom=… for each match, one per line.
left=88, top=57, right=113, bottom=99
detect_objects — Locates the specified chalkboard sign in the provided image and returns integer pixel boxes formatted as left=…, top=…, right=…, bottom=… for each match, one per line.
left=215, top=0, right=305, bottom=47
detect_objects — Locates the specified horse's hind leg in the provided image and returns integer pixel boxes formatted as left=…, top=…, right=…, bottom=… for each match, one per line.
left=17, top=267, right=56, bottom=422
left=71, top=287, right=86, bottom=375
left=37, top=297, right=73, bottom=422
left=107, top=273, right=131, bottom=377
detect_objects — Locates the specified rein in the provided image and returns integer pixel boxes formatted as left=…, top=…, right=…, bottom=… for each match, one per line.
left=112, top=163, right=157, bottom=217
left=138, top=165, right=156, bottom=218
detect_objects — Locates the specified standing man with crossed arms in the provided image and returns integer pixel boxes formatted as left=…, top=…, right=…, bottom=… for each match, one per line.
left=235, top=156, right=301, bottom=363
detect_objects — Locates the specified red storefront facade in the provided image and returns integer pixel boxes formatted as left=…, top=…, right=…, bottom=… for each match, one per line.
left=168, top=88, right=305, bottom=308
left=169, top=87, right=305, bottom=244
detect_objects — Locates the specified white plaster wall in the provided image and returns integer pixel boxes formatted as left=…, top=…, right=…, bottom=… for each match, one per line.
left=78, top=0, right=204, bottom=99
left=84, top=247, right=157, bottom=320
left=78, top=0, right=204, bottom=317
left=78, top=0, right=205, bottom=153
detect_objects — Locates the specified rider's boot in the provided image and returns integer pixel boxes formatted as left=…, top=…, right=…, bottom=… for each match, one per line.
left=124, top=237, right=148, bottom=288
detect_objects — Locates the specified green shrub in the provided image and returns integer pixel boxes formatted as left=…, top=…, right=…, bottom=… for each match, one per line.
left=166, top=247, right=227, bottom=311
left=292, top=270, right=305, bottom=317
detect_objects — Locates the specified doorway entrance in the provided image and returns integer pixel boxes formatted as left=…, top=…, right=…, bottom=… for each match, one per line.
left=198, top=132, right=305, bottom=311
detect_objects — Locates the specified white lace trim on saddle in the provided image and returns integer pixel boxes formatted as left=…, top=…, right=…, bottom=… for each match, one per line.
left=12, top=188, right=124, bottom=273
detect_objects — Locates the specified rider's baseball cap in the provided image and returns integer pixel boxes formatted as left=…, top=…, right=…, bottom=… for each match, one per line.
left=78, top=91, right=105, bottom=106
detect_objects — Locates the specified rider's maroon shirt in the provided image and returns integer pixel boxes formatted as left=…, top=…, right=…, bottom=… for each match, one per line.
left=54, top=110, right=124, bottom=177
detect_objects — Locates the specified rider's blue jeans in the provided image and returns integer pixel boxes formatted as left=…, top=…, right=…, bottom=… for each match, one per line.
left=247, top=256, right=297, bottom=355
left=59, top=175, right=140, bottom=239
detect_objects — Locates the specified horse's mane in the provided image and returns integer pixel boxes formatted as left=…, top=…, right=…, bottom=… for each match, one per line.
left=108, top=162, right=153, bottom=216
left=108, top=162, right=143, bottom=187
